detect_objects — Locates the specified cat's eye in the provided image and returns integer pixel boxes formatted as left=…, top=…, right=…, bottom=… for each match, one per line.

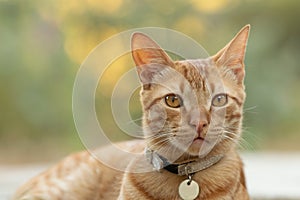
left=165, top=94, right=182, bottom=108
left=212, top=94, right=228, bottom=107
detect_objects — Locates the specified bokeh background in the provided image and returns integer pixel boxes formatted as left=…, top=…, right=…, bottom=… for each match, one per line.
left=1, top=0, right=299, bottom=164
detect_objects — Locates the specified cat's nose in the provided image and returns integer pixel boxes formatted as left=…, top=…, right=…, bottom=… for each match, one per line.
left=189, top=118, right=209, bottom=136
left=188, top=107, right=210, bottom=135
left=197, top=120, right=208, bottom=135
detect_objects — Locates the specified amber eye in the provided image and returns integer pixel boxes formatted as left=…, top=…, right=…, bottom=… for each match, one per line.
left=212, top=94, right=228, bottom=107
left=165, top=94, right=182, bottom=108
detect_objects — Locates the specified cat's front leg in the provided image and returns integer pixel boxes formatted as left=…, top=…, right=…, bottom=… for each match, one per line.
left=13, top=151, right=104, bottom=200
left=117, top=171, right=133, bottom=200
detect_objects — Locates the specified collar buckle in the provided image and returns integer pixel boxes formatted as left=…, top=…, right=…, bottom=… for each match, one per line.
left=178, top=163, right=194, bottom=176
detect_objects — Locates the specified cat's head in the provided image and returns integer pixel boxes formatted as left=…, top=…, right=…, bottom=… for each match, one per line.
left=131, top=25, right=250, bottom=162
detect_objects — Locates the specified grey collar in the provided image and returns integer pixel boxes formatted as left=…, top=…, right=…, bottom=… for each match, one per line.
left=145, top=148, right=223, bottom=176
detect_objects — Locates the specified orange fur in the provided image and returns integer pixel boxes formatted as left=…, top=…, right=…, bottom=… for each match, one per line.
left=14, top=25, right=250, bottom=200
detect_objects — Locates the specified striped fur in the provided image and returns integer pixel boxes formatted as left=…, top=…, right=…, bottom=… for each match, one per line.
left=14, top=25, right=250, bottom=200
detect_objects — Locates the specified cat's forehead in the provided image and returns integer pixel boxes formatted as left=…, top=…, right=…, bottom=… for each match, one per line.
left=173, top=58, right=214, bottom=88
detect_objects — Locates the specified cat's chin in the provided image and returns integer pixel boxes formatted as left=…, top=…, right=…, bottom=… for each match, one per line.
left=186, top=138, right=218, bottom=158
left=186, top=138, right=205, bottom=156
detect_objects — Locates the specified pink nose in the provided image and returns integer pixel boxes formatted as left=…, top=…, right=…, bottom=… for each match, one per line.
left=197, top=121, right=208, bottom=135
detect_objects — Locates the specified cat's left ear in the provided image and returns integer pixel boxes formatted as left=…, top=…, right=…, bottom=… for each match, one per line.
left=212, top=25, right=250, bottom=85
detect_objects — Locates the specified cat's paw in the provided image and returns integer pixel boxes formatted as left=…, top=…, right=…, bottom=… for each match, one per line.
left=13, top=195, right=47, bottom=200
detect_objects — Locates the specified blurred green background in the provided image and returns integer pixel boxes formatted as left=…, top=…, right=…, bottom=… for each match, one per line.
left=1, top=0, right=299, bottom=164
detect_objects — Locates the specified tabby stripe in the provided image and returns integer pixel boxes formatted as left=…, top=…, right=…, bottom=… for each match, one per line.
left=228, top=94, right=243, bottom=107
left=230, top=120, right=240, bottom=128
left=240, top=168, right=247, bottom=188
left=179, top=81, right=185, bottom=94
left=144, top=97, right=162, bottom=110
left=227, top=113, right=242, bottom=120
left=143, top=83, right=151, bottom=90
left=234, top=177, right=242, bottom=195
left=202, top=79, right=207, bottom=91
left=182, top=65, right=188, bottom=78
left=233, top=168, right=244, bottom=195
left=128, top=174, right=159, bottom=200
left=204, top=174, right=237, bottom=199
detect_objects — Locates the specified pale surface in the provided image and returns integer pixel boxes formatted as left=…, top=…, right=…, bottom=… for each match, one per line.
left=242, top=152, right=300, bottom=200
left=178, top=179, right=199, bottom=200
left=1, top=153, right=300, bottom=200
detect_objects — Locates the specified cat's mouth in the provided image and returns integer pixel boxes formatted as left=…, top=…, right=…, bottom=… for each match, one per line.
left=193, top=136, right=204, bottom=141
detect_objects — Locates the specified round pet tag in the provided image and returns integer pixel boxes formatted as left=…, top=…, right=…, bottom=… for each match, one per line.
left=178, top=179, right=200, bottom=200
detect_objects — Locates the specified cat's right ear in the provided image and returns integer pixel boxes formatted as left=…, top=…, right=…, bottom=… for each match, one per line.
left=131, top=33, right=173, bottom=84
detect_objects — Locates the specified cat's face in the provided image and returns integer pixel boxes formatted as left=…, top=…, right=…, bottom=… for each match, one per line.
left=131, top=26, right=249, bottom=161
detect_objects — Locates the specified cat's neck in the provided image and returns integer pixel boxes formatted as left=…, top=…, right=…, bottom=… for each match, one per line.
left=146, top=147, right=224, bottom=175
left=174, top=148, right=227, bottom=164
left=173, top=152, right=206, bottom=164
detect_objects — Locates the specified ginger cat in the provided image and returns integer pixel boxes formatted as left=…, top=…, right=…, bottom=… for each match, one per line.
left=14, top=25, right=250, bottom=200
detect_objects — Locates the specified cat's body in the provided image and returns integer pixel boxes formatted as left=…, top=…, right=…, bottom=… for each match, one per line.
left=13, top=141, right=144, bottom=200
left=14, top=25, right=250, bottom=200
left=14, top=141, right=247, bottom=200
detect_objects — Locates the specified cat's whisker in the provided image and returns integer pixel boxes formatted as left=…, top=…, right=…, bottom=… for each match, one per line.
left=148, top=137, right=169, bottom=145
left=143, top=132, right=175, bottom=140
left=150, top=139, right=177, bottom=159
left=240, top=129, right=257, bottom=151
left=126, top=117, right=143, bottom=124
left=223, top=130, right=238, bottom=135
left=222, top=130, right=254, bottom=150
left=243, top=105, right=257, bottom=113
left=147, top=137, right=171, bottom=149
left=157, top=139, right=176, bottom=158
left=221, top=135, right=242, bottom=148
